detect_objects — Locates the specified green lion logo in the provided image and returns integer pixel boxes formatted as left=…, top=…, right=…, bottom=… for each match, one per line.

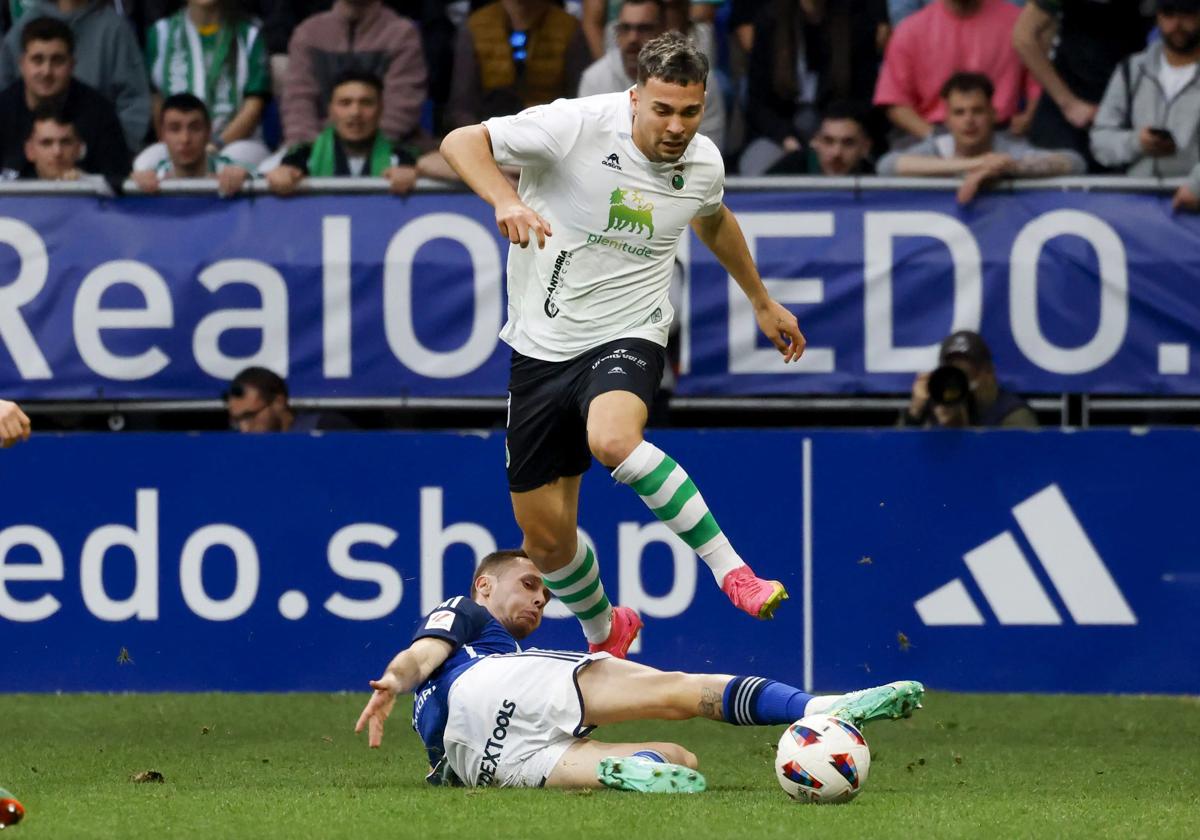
left=604, top=187, right=655, bottom=240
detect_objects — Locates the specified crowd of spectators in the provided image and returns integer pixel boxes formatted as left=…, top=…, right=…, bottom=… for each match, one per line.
left=0, top=0, right=1196, bottom=205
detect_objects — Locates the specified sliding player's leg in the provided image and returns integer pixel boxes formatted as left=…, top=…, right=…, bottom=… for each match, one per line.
left=511, top=479, right=641, bottom=656
left=587, top=388, right=787, bottom=620
left=547, top=740, right=705, bottom=792
left=576, top=657, right=924, bottom=730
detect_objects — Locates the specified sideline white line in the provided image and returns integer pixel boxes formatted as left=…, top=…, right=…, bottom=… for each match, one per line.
left=802, top=437, right=813, bottom=693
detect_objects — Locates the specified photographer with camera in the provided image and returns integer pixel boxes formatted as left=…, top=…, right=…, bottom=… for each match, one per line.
left=901, top=331, right=1038, bottom=429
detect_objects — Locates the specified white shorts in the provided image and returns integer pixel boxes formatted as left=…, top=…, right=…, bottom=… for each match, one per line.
left=443, top=650, right=611, bottom=788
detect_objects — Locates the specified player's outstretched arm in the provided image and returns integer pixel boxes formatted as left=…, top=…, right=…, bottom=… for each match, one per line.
left=691, top=207, right=806, bottom=363
left=440, top=125, right=553, bottom=249
left=0, top=400, right=31, bottom=448
left=354, top=637, right=453, bottom=748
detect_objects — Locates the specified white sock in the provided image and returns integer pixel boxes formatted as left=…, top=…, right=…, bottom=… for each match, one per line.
left=803, top=695, right=841, bottom=717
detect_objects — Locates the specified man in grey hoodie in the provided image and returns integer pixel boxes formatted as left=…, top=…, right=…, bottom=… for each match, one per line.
left=0, top=0, right=150, bottom=152
left=1090, top=0, right=1200, bottom=187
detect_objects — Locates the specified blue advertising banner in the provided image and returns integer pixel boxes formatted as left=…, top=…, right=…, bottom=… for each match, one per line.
left=0, top=189, right=1198, bottom=398
left=1, top=429, right=1196, bottom=693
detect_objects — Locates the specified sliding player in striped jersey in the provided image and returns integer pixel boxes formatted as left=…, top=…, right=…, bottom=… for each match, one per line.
left=440, top=33, right=805, bottom=658
left=355, top=551, right=923, bottom=791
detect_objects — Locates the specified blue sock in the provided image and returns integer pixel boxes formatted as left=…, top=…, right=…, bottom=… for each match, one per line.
left=632, top=750, right=668, bottom=763
left=722, top=676, right=813, bottom=726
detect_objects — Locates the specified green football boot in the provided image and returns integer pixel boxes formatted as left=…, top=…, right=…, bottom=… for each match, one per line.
left=597, top=756, right=707, bottom=793
left=825, top=680, right=925, bottom=728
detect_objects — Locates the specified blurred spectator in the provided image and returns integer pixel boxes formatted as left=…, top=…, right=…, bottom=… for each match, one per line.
left=130, top=93, right=250, bottom=196
left=282, top=0, right=426, bottom=148
left=1013, top=0, right=1152, bottom=169
left=889, top=0, right=1024, bottom=24
left=580, top=0, right=687, bottom=59
left=901, top=330, right=1037, bottom=428
left=874, top=0, right=1039, bottom=143
left=225, top=366, right=355, bottom=433
left=136, top=0, right=271, bottom=173
left=17, top=107, right=106, bottom=183
left=578, top=0, right=725, bottom=149
left=727, top=0, right=755, bottom=52
left=267, top=69, right=418, bottom=195
left=742, top=100, right=875, bottom=175
left=0, top=399, right=32, bottom=447
left=445, top=0, right=587, bottom=130
left=877, top=72, right=1084, bottom=203
left=0, top=17, right=130, bottom=185
left=743, top=0, right=889, bottom=165
left=0, top=1, right=151, bottom=151
left=1091, top=0, right=1200, bottom=184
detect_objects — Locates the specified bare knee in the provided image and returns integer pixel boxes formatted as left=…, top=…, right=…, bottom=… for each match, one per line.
left=520, top=527, right=576, bottom=570
left=588, top=428, right=643, bottom=469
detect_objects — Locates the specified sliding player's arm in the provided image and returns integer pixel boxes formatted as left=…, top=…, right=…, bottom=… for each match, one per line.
left=691, top=206, right=806, bottom=363
left=354, top=637, right=453, bottom=748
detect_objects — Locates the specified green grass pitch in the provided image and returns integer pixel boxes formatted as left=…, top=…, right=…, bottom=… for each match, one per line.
left=1, top=692, right=1197, bottom=839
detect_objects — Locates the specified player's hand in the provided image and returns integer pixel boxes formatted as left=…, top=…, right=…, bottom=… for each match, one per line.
left=0, top=400, right=31, bottom=448
left=354, top=673, right=401, bottom=748
left=971, top=152, right=1016, bottom=176
left=957, top=168, right=990, bottom=204
left=1139, top=127, right=1177, bottom=157
left=933, top=401, right=970, bottom=428
left=754, top=299, right=805, bottom=363
left=495, top=200, right=553, bottom=249
left=131, top=170, right=160, bottom=194
left=909, top=371, right=931, bottom=419
left=1172, top=184, right=1200, bottom=213
left=1062, top=97, right=1098, bottom=130
left=384, top=165, right=418, bottom=195
left=266, top=165, right=304, bottom=196
left=217, top=165, right=249, bottom=198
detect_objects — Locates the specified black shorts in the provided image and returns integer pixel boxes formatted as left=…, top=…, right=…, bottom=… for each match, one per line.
left=506, top=338, right=666, bottom=493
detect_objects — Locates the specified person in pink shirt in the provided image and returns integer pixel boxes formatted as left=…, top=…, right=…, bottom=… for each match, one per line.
left=874, top=0, right=1040, bottom=142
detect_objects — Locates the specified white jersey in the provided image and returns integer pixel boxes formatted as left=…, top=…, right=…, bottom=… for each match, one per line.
left=484, top=91, right=725, bottom=362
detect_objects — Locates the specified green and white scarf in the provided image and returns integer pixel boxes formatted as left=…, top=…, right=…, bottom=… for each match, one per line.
left=146, top=11, right=265, bottom=133
left=307, top=126, right=395, bottom=177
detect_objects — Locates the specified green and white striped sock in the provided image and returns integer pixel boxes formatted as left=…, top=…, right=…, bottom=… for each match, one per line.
left=612, top=441, right=746, bottom=585
left=541, top=531, right=613, bottom=644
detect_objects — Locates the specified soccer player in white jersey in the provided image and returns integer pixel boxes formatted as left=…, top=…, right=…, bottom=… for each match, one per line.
left=440, top=33, right=806, bottom=657
left=355, top=550, right=924, bottom=791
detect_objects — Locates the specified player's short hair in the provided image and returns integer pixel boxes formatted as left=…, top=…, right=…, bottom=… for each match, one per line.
left=225, top=366, right=288, bottom=403
left=940, top=71, right=994, bottom=102
left=161, top=92, right=211, bottom=126
left=22, top=16, right=74, bottom=55
left=470, top=550, right=531, bottom=598
left=26, top=105, right=75, bottom=140
left=330, top=68, right=383, bottom=100
left=636, top=31, right=708, bottom=88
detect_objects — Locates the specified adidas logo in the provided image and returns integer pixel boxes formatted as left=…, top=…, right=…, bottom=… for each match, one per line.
left=602, top=152, right=622, bottom=170
left=607, top=366, right=627, bottom=375
left=915, top=484, right=1136, bottom=626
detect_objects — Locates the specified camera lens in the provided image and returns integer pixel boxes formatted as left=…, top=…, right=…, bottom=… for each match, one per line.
left=928, top=365, right=969, bottom=406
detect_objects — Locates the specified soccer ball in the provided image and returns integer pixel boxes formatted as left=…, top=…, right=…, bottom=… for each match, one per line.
left=774, top=714, right=871, bottom=804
